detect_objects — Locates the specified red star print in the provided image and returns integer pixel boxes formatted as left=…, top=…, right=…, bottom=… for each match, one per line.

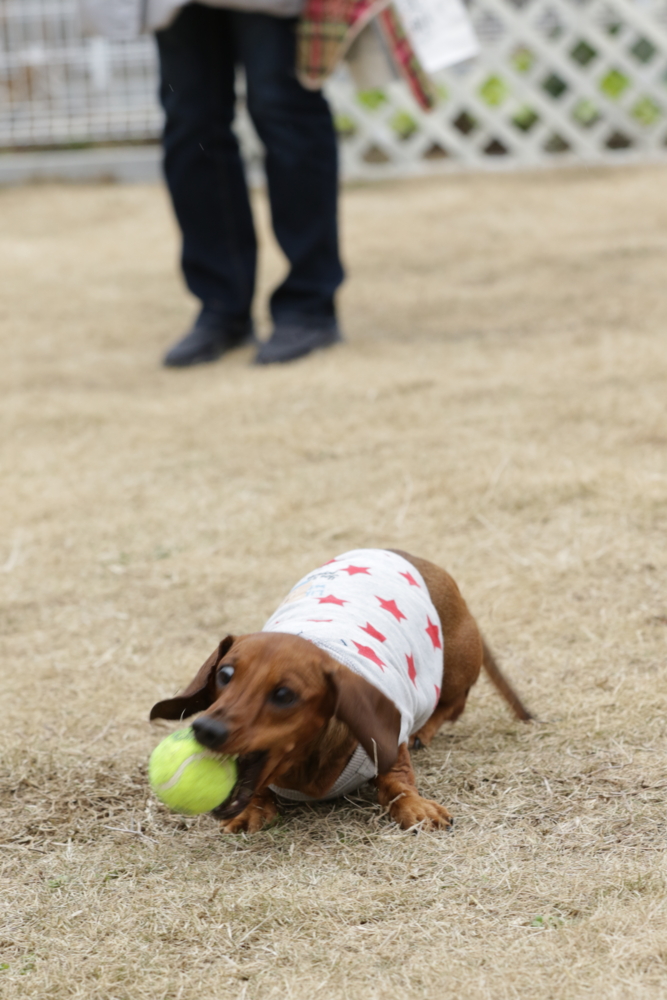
left=425, top=616, right=442, bottom=649
left=406, top=653, right=417, bottom=687
left=434, top=685, right=441, bottom=703
left=352, top=641, right=385, bottom=670
left=400, top=571, right=420, bottom=587
left=322, top=559, right=338, bottom=565
left=376, top=596, right=407, bottom=622
left=318, top=595, right=347, bottom=606
left=359, top=622, right=386, bottom=643
left=341, top=565, right=371, bottom=576
left=307, top=618, right=333, bottom=622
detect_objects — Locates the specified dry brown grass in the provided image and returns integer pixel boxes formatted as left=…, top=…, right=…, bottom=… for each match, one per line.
left=1, top=164, right=667, bottom=1000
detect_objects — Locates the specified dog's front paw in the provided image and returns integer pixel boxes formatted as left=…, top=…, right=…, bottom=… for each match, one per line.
left=219, top=796, right=278, bottom=834
left=389, top=792, right=453, bottom=831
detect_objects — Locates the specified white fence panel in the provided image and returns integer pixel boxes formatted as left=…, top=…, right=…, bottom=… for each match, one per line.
left=0, top=1, right=160, bottom=146
left=2, top=0, right=667, bottom=176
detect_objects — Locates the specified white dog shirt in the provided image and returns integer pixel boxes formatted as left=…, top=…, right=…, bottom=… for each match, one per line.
left=262, top=549, right=444, bottom=801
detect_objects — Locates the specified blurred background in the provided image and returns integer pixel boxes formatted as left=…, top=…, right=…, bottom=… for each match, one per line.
left=3, top=0, right=667, bottom=184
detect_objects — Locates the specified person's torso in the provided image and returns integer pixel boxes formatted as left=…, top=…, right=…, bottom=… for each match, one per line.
left=82, top=0, right=303, bottom=39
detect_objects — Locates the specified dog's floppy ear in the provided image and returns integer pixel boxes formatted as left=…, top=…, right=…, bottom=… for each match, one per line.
left=149, top=635, right=235, bottom=721
left=325, top=662, right=401, bottom=774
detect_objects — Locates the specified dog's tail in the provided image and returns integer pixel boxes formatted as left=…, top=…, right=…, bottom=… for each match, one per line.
left=481, top=637, right=534, bottom=721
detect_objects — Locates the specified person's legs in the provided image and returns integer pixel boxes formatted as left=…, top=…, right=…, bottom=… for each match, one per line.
left=156, top=4, right=257, bottom=364
left=232, top=13, right=344, bottom=361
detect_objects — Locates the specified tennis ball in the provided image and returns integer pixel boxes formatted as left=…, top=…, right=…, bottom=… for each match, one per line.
left=149, top=728, right=237, bottom=815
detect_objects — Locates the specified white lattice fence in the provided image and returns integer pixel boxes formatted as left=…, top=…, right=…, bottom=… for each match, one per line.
left=339, top=0, right=667, bottom=173
left=2, top=0, right=667, bottom=175
left=0, top=0, right=159, bottom=146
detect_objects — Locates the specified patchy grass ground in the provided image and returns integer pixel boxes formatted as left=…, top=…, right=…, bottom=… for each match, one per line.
left=1, top=164, right=667, bottom=1000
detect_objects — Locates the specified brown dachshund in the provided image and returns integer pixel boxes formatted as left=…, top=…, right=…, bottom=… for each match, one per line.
left=150, top=550, right=532, bottom=832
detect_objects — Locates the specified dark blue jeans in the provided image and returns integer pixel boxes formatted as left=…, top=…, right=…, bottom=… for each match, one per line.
left=156, top=4, right=344, bottom=324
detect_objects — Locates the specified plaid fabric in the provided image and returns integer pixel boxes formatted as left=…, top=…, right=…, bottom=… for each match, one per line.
left=296, top=0, right=436, bottom=110
left=377, top=6, right=436, bottom=110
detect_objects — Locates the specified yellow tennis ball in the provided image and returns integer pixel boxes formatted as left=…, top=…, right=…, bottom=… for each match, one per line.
left=149, top=728, right=237, bottom=815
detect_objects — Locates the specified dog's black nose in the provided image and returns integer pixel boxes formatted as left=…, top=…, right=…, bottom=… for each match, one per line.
left=192, top=717, right=229, bottom=749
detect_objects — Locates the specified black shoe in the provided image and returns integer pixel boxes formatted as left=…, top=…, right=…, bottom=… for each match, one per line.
left=163, top=310, right=255, bottom=367
left=254, top=319, right=342, bottom=365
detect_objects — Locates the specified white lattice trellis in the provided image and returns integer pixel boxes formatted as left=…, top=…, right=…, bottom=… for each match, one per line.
left=2, top=0, right=667, bottom=175
left=335, top=0, right=667, bottom=173
left=0, top=0, right=160, bottom=146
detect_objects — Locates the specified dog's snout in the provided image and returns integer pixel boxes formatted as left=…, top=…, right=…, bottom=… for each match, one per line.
left=192, top=716, right=229, bottom=749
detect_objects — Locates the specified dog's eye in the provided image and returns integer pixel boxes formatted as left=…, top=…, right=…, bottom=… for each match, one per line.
left=269, top=686, right=298, bottom=708
left=217, top=665, right=234, bottom=686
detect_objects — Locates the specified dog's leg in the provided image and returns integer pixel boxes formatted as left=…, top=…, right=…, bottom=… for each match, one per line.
left=375, top=743, right=453, bottom=830
left=410, top=611, right=482, bottom=748
left=410, top=696, right=468, bottom=749
left=218, top=788, right=278, bottom=835
left=393, top=550, right=533, bottom=747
